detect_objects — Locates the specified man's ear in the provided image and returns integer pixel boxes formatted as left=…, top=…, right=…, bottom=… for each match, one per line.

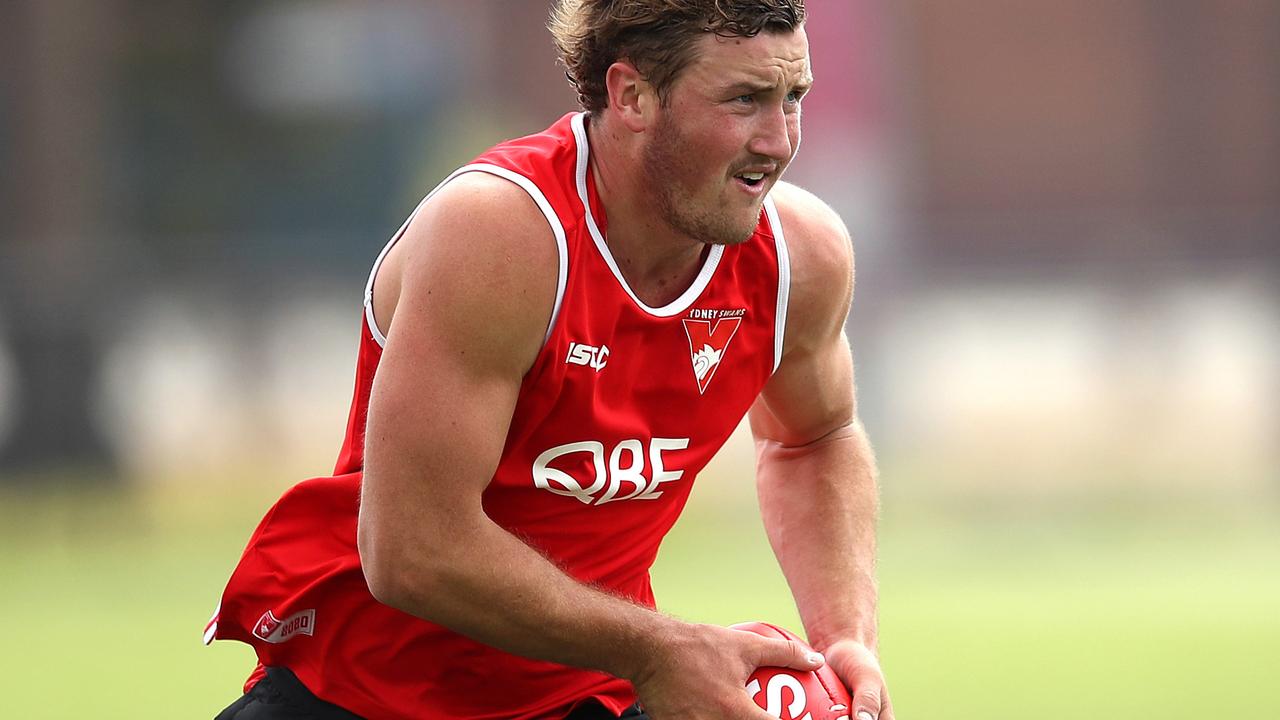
left=604, top=61, right=656, bottom=133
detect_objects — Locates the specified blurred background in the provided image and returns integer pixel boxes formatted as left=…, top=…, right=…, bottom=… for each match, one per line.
left=1, top=0, right=1277, bottom=717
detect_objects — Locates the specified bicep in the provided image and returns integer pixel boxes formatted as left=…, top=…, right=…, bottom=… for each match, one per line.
left=361, top=176, right=557, bottom=536
left=751, top=182, right=857, bottom=447
left=364, top=294, right=525, bottom=518
left=749, top=324, right=855, bottom=447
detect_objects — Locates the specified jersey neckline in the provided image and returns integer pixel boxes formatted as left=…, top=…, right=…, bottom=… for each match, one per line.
left=570, top=112, right=725, bottom=319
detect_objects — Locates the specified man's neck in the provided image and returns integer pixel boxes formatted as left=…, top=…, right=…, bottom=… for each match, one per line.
left=586, top=114, right=709, bottom=308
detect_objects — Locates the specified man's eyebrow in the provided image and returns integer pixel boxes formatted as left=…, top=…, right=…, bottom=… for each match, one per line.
left=721, top=79, right=776, bottom=94
left=721, top=76, right=814, bottom=95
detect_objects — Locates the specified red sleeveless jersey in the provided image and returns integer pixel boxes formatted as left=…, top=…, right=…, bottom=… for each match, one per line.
left=206, top=113, right=792, bottom=720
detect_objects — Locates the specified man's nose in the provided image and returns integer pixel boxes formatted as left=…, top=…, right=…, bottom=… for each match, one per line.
left=748, top=105, right=795, bottom=162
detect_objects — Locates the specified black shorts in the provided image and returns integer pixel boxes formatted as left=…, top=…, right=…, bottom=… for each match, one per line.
left=214, top=666, right=648, bottom=720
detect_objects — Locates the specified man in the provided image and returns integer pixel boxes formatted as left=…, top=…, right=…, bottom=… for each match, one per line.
left=207, top=1, right=891, bottom=719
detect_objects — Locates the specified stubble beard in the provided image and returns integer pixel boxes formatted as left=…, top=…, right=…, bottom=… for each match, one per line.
left=643, top=114, right=761, bottom=247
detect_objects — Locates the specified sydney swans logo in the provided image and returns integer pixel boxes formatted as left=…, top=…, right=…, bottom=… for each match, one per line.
left=682, top=310, right=744, bottom=394
left=690, top=344, right=723, bottom=384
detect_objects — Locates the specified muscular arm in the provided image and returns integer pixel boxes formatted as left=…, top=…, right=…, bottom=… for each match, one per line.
left=750, top=183, right=892, bottom=719
left=360, top=173, right=670, bottom=676
left=357, top=173, right=816, bottom=719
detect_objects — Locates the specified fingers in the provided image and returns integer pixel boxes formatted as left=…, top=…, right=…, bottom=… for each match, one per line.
left=850, top=672, right=890, bottom=720
left=853, top=686, right=881, bottom=720
left=750, top=635, right=825, bottom=672
left=823, top=639, right=891, bottom=720
left=875, top=691, right=894, bottom=720
left=870, top=686, right=901, bottom=712
left=854, top=693, right=893, bottom=720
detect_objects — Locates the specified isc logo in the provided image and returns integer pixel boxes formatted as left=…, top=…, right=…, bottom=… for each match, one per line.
left=565, top=342, right=610, bottom=371
left=532, top=438, right=689, bottom=505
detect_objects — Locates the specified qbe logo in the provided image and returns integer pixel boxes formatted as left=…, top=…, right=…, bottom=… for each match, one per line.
left=532, top=437, right=689, bottom=505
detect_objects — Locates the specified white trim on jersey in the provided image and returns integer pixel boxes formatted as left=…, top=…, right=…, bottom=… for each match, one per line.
left=570, top=112, right=725, bottom=319
left=763, top=196, right=791, bottom=373
left=363, top=164, right=569, bottom=350
left=203, top=602, right=220, bottom=645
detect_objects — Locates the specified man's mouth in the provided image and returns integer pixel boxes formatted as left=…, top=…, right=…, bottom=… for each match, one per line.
left=732, top=163, right=779, bottom=191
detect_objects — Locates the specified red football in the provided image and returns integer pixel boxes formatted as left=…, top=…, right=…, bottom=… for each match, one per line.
left=732, top=621, right=853, bottom=720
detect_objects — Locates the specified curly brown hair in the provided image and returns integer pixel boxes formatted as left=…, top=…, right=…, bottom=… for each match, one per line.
left=549, top=0, right=806, bottom=114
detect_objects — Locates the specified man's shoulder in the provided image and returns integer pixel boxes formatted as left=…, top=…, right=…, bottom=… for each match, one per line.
left=378, top=169, right=561, bottom=373
left=424, top=170, right=554, bottom=236
left=395, top=171, right=559, bottom=285
left=769, top=181, right=853, bottom=269
left=768, top=182, right=854, bottom=339
left=768, top=179, right=849, bottom=299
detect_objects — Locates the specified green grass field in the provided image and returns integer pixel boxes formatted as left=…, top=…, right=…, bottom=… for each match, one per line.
left=2, top=479, right=1277, bottom=719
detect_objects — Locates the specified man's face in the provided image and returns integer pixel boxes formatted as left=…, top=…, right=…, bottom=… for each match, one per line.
left=641, top=27, right=812, bottom=246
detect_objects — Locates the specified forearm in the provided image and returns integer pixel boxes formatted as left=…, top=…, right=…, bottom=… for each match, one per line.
left=755, top=420, right=881, bottom=653
left=360, top=504, right=672, bottom=683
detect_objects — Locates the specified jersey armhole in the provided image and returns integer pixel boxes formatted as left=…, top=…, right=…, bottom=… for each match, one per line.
left=363, top=164, right=570, bottom=350
left=763, top=195, right=791, bottom=374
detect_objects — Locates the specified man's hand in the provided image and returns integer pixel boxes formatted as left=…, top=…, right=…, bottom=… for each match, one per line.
left=632, top=624, right=825, bottom=720
left=824, top=640, right=892, bottom=720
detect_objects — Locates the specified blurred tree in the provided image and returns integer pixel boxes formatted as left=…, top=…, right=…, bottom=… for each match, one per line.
left=1, top=0, right=121, bottom=481
left=1, top=0, right=473, bottom=482
left=902, top=0, right=1280, bottom=268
